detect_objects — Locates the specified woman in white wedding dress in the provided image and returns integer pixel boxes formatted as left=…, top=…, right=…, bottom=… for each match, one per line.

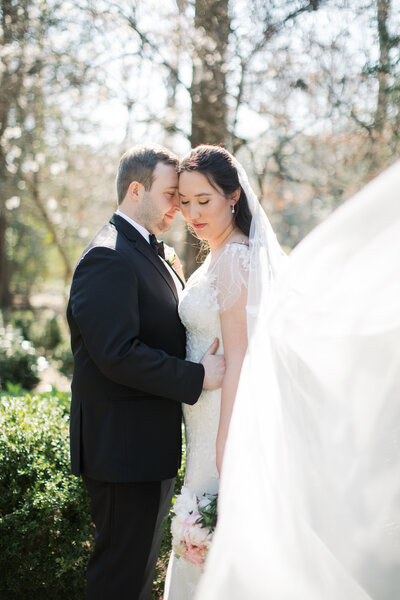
left=163, top=145, right=277, bottom=599
left=164, top=147, right=400, bottom=600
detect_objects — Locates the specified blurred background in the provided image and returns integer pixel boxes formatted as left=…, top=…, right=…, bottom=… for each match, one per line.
left=2, top=0, right=400, bottom=283
left=2, top=0, right=400, bottom=305
left=1, top=2, right=399, bottom=597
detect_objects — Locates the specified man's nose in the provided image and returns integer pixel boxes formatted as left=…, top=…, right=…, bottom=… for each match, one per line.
left=172, top=193, right=180, bottom=210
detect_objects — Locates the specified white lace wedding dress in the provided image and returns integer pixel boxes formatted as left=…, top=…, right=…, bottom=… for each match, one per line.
left=163, top=242, right=249, bottom=600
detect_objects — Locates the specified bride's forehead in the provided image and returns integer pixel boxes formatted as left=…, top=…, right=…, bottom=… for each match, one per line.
left=179, top=171, right=215, bottom=192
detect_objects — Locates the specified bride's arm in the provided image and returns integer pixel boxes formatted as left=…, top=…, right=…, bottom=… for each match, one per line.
left=216, top=286, right=248, bottom=473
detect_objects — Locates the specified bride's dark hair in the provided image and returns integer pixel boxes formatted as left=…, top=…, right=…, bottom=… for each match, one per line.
left=178, top=145, right=252, bottom=237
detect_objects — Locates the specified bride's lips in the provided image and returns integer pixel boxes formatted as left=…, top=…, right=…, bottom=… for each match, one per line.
left=192, top=223, right=206, bottom=230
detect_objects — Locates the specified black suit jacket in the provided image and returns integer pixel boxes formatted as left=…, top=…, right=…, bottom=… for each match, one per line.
left=67, top=214, right=204, bottom=482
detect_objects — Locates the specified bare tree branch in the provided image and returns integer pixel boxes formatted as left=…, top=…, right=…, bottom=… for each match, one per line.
left=29, top=172, right=73, bottom=283
left=87, top=2, right=190, bottom=92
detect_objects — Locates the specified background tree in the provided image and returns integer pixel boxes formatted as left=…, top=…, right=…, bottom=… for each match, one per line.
left=0, top=0, right=110, bottom=315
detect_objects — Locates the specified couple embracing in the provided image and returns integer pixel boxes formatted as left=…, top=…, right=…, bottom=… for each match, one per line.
left=67, top=143, right=269, bottom=599
left=69, top=143, right=400, bottom=600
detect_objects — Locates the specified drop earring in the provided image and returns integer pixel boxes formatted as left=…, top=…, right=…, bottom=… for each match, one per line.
left=231, top=205, right=235, bottom=214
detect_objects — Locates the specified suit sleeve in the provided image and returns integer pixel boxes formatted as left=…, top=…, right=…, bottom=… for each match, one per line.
left=69, top=246, right=204, bottom=405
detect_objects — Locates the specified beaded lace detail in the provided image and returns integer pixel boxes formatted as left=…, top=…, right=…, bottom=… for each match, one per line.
left=178, top=243, right=250, bottom=495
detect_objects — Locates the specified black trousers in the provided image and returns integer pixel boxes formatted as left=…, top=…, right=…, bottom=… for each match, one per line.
left=82, top=475, right=175, bottom=600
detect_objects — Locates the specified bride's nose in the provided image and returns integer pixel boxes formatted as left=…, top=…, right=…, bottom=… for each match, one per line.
left=188, top=203, right=201, bottom=219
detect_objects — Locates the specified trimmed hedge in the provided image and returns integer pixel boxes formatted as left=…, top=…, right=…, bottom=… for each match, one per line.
left=0, top=390, right=185, bottom=599
left=0, top=392, right=93, bottom=599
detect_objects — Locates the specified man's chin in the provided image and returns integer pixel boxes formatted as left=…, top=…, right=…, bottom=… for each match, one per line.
left=160, top=216, right=174, bottom=232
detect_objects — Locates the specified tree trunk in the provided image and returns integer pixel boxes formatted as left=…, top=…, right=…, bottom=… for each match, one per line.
left=0, top=0, right=29, bottom=313
left=375, top=0, right=391, bottom=133
left=0, top=196, right=12, bottom=314
left=190, top=0, right=230, bottom=147
left=184, top=0, right=230, bottom=274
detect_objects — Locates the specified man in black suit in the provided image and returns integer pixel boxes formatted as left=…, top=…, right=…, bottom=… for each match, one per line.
left=67, top=145, right=225, bottom=600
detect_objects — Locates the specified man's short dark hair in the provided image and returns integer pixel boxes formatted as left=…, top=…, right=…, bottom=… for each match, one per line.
left=116, top=144, right=179, bottom=204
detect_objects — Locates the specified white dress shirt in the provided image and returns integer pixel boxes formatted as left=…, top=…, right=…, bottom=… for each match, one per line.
left=116, top=209, right=151, bottom=242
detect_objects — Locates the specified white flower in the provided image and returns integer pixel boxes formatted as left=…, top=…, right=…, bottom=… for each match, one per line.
left=173, top=486, right=197, bottom=517
left=186, top=521, right=210, bottom=547
left=171, top=514, right=185, bottom=539
left=47, top=197, right=58, bottom=211
left=37, top=356, right=49, bottom=371
left=2, top=126, right=22, bottom=141
left=21, top=159, right=39, bottom=174
left=171, top=513, right=188, bottom=557
left=5, top=196, right=20, bottom=210
left=50, top=161, right=67, bottom=175
left=164, top=243, right=176, bottom=267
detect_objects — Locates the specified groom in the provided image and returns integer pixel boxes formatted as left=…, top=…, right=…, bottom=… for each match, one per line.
left=67, top=144, right=225, bottom=600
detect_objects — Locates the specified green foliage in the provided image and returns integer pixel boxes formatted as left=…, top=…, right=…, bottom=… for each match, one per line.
left=7, top=217, right=50, bottom=302
left=0, top=326, right=41, bottom=391
left=198, top=494, right=218, bottom=533
left=0, top=387, right=184, bottom=600
left=52, top=340, right=74, bottom=378
left=10, top=310, right=73, bottom=377
left=9, top=310, right=35, bottom=341
left=34, top=315, right=63, bottom=351
left=0, top=392, right=93, bottom=600
left=18, top=312, right=63, bottom=353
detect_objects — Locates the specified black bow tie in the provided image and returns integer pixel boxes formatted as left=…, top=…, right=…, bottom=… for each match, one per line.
left=149, top=234, right=165, bottom=259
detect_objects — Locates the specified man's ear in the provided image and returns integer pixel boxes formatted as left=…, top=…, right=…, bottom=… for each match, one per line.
left=127, top=180, right=143, bottom=202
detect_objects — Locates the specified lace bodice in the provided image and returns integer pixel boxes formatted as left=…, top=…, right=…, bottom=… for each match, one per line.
left=178, top=243, right=250, bottom=496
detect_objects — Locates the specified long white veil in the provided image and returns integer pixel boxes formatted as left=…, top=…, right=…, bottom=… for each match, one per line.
left=196, top=160, right=400, bottom=599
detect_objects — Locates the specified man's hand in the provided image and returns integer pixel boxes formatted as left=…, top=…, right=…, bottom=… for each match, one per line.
left=201, top=338, right=226, bottom=390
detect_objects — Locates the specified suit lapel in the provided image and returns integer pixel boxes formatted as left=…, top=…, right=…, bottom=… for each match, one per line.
left=110, top=214, right=179, bottom=303
left=164, top=261, right=185, bottom=290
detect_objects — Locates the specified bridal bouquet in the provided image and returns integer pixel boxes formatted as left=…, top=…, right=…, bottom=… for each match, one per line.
left=170, top=486, right=218, bottom=568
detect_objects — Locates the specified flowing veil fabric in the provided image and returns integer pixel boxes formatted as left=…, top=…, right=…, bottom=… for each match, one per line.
left=196, top=161, right=400, bottom=599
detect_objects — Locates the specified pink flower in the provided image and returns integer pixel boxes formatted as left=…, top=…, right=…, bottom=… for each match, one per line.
left=184, top=543, right=207, bottom=567
left=170, top=489, right=217, bottom=567
left=183, top=511, right=201, bottom=533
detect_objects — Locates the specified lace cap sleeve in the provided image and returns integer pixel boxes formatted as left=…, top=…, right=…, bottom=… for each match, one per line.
left=208, top=243, right=250, bottom=313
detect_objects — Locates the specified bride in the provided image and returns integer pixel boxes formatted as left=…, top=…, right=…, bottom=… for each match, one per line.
left=165, top=146, right=400, bottom=599
left=164, top=144, right=286, bottom=599
left=195, top=159, right=400, bottom=599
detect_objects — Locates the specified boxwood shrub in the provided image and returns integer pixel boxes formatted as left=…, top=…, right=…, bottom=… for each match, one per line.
left=0, top=390, right=185, bottom=599
left=0, top=392, right=93, bottom=599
